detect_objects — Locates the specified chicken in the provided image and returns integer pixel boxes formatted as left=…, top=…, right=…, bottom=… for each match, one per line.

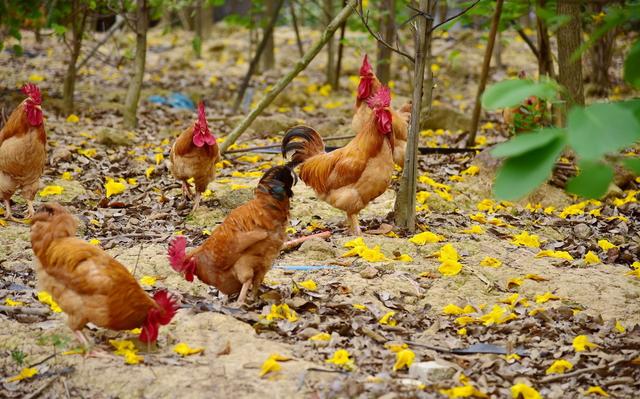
left=282, top=86, right=396, bottom=235
left=354, top=55, right=411, bottom=167
left=0, top=83, right=47, bottom=220
left=169, top=101, right=220, bottom=211
left=502, top=71, right=546, bottom=133
left=168, top=165, right=296, bottom=304
left=30, top=203, right=178, bottom=349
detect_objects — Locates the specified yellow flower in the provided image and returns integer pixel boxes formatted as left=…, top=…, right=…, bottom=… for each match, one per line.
left=259, top=355, right=282, bottom=377
left=478, top=305, right=517, bottom=326
left=298, top=279, right=317, bottom=291
left=536, top=250, right=573, bottom=261
left=480, top=257, right=502, bottom=267
left=154, top=153, right=164, bottom=165
left=477, top=199, right=495, bottom=213
left=504, top=353, right=521, bottom=361
left=543, top=206, right=556, bottom=214
left=470, top=213, right=487, bottom=223
left=409, top=231, right=445, bottom=245
left=28, top=73, right=44, bottom=82
left=318, top=84, right=332, bottom=97
left=61, top=171, right=73, bottom=180
left=379, top=311, right=397, bottom=326
left=385, top=343, right=408, bottom=352
left=500, top=293, right=523, bottom=308
left=535, top=292, right=560, bottom=304
left=6, top=367, right=38, bottom=382
left=66, top=114, right=80, bottom=123
left=302, top=105, right=316, bottom=112
left=37, top=291, right=62, bottom=313
left=435, top=189, right=453, bottom=201
left=437, top=243, right=459, bottom=262
left=395, top=254, right=413, bottom=262
left=586, top=386, right=609, bottom=397
left=323, top=100, right=344, bottom=109
left=597, top=239, right=617, bottom=251
left=326, top=349, right=355, bottom=370
left=573, top=335, right=598, bottom=352
left=430, top=63, right=440, bottom=73
left=511, top=383, right=542, bottom=399
left=230, top=184, right=249, bottom=190
left=439, top=259, right=463, bottom=276
left=454, top=316, right=476, bottom=326
left=440, top=384, right=488, bottom=398
left=416, top=190, right=431, bottom=204
left=173, top=342, right=204, bottom=356
left=309, top=333, right=331, bottom=341
left=393, top=349, right=415, bottom=371
left=507, top=278, right=523, bottom=289
left=39, top=185, right=64, bottom=197
left=584, top=251, right=601, bottom=265
left=109, top=339, right=136, bottom=355
left=77, top=148, right=97, bottom=157
left=461, top=225, right=484, bottom=234
left=545, top=359, right=573, bottom=374
left=341, top=238, right=388, bottom=262
left=457, top=328, right=467, bottom=336
left=511, top=231, right=541, bottom=248
left=614, top=320, right=625, bottom=333
left=461, top=165, right=479, bottom=176
left=442, top=304, right=476, bottom=315
left=104, top=177, right=126, bottom=198
left=5, top=298, right=24, bottom=307
left=352, top=304, right=366, bottom=311
left=139, top=275, right=156, bottom=287
left=265, top=304, right=298, bottom=322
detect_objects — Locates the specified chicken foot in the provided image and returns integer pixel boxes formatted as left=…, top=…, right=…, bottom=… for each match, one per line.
left=191, top=191, right=202, bottom=212
left=3, top=199, right=14, bottom=221
left=181, top=181, right=194, bottom=200
left=236, top=280, right=252, bottom=305
left=73, top=330, right=116, bottom=359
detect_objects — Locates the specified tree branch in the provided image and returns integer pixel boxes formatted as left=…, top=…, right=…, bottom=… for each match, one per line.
left=428, top=0, right=480, bottom=33
left=355, top=5, right=415, bottom=63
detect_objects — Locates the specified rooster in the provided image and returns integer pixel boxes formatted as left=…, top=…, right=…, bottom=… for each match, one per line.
left=168, top=165, right=295, bottom=304
left=354, top=55, right=411, bottom=167
left=169, top=101, right=220, bottom=211
left=282, top=86, right=395, bottom=235
left=0, top=83, right=47, bottom=220
left=30, top=203, right=178, bottom=349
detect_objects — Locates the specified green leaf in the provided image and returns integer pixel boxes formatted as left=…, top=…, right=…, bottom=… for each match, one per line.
left=491, top=128, right=565, bottom=158
left=622, top=158, right=640, bottom=175
left=482, top=79, right=558, bottom=110
left=493, top=135, right=566, bottom=200
left=624, top=39, right=640, bottom=89
left=567, top=103, right=640, bottom=160
left=51, top=23, right=67, bottom=35
left=566, top=161, right=614, bottom=199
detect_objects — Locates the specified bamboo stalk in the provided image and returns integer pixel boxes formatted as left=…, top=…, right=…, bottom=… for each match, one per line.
left=219, top=0, right=358, bottom=154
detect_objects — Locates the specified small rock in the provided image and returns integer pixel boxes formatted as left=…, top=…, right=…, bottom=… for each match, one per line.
left=297, top=327, right=321, bottom=340
left=298, top=238, right=336, bottom=261
left=96, top=128, right=134, bottom=146
left=573, top=223, right=591, bottom=239
left=360, top=266, right=379, bottom=279
left=49, top=146, right=72, bottom=165
left=408, top=361, right=457, bottom=383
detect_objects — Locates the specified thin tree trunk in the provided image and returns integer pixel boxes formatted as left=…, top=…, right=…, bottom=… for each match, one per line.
left=202, top=4, right=214, bottom=36
left=219, top=0, right=358, bottom=154
left=193, top=0, right=203, bottom=58
left=536, top=0, right=554, bottom=78
left=62, top=0, right=88, bottom=115
left=438, top=0, right=447, bottom=24
left=494, top=30, right=503, bottom=69
left=556, top=0, right=584, bottom=106
left=233, top=0, right=285, bottom=112
left=324, top=0, right=336, bottom=86
left=466, top=0, right=503, bottom=147
left=289, top=1, right=304, bottom=57
left=394, top=0, right=436, bottom=232
left=261, top=0, right=277, bottom=70
left=376, top=0, right=395, bottom=85
left=588, top=2, right=615, bottom=96
left=123, top=0, right=149, bottom=128
left=333, top=0, right=347, bottom=89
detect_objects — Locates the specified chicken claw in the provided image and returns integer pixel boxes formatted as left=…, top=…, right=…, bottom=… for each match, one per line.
left=181, top=181, right=194, bottom=200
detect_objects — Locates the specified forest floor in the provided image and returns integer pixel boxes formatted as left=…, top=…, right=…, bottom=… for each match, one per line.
left=1, top=22, right=639, bottom=399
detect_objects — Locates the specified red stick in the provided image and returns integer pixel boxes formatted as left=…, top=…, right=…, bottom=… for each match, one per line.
left=282, top=231, right=331, bottom=251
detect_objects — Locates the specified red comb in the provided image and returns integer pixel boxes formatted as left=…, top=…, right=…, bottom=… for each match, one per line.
left=139, top=290, right=179, bottom=343
left=365, top=86, right=391, bottom=109
left=168, top=236, right=196, bottom=282
left=192, top=101, right=215, bottom=147
left=359, top=54, right=373, bottom=76
left=152, top=290, right=178, bottom=325
left=22, top=83, right=42, bottom=105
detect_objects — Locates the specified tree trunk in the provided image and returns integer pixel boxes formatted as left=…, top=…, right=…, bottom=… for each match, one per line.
left=376, top=0, right=395, bottom=85
left=588, top=3, right=615, bottom=96
left=324, top=0, right=336, bottom=86
left=233, top=0, right=285, bottom=112
left=193, top=0, right=203, bottom=58
left=394, top=0, right=436, bottom=232
left=123, top=0, right=149, bottom=128
left=536, top=0, right=554, bottom=78
left=438, top=0, right=448, bottom=24
left=261, top=0, right=277, bottom=71
left=202, top=4, right=214, bottom=36
left=466, top=0, right=503, bottom=147
left=62, top=0, right=88, bottom=115
left=494, top=30, right=503, bottom=69
left=556, top=0, right=584, bottom=106
left=333, top=0, right=347, bottom=89
left=289, top=1, right=304, bottom=57
left=220, top=0, right=358, bottom=154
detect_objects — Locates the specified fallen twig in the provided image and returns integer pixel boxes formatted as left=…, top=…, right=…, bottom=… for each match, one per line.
left=541, top=354, right=638, bottom=383
left=282, top=231, right=331, bottom=251
left=224, top=135, right=357, bottom=155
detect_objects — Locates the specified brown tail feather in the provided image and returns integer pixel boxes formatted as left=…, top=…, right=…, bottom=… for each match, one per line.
left=281, top=125, right=325, bottom=168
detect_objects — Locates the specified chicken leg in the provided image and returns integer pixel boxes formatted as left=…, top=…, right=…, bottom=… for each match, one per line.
left=192, top=192, right=202, bottom=212
left=347, top=213, right=361, bottom=236
left=73, top=330, right=114, bottom=359
left=26, top=200, right=35, bottom=219
left=181, top=181, right=193, bottom=200
left=3, top=199, right=14, bottom=221
left=236, top=280, right=251, bottom=304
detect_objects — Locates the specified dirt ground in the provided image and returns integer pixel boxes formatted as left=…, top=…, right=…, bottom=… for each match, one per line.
left=1, top=18, right=639, bottom=399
